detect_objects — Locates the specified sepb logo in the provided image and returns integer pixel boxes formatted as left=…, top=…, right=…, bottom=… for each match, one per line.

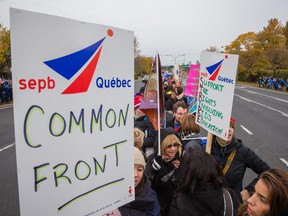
left=19, top=77, right=55, bottom=93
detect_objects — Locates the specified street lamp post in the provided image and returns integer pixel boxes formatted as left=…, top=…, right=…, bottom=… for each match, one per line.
left=166, top=54, right=185, bottom=65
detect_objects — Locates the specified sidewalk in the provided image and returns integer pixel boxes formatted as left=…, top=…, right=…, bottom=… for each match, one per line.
left=0, top=101, right=13, bottom=109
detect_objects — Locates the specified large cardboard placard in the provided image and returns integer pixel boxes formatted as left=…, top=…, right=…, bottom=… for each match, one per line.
left=10, top=8, right=134, bottom=216
left=196, top=51, right=238, bottom=140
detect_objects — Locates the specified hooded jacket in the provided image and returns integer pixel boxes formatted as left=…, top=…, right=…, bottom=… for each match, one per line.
left=145, top=128, right=183, bottom=216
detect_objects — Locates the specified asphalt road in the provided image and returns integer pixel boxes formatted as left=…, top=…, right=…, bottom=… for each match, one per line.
left=0, top=83, right=287, bottom=216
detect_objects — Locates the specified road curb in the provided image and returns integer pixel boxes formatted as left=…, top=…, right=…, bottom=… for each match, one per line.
left=0, top=103, right=13, bottom=109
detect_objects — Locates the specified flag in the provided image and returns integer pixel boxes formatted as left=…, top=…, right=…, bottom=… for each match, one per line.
left=139, top=53, right=165, bottom=131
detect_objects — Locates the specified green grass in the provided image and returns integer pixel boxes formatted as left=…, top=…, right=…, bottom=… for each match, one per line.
left=236, top=81, right=258, bottom=87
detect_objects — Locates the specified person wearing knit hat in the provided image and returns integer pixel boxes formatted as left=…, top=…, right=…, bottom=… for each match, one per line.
left=210, top=116, right=270, bottom=203
left=230, top=116, right=235, bottom=128
left=134, top=147, right=146, bottom=170
left=118, top=147, right=160, bottom=216
left=134, top=95, right=142, bottom=110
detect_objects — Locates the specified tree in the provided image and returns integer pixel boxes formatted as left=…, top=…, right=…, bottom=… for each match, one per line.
left=257, top=18, right=285, bottom=50
left=226, top=32, right=258, bottom=53
left=265, top=48, right=288, bottom=77
left=134, top=36, right=141, bottom=57
left=283, top=21, right=288, bottom=51
left=258, top=19, right=287, bottom=77
left=227, top=19, right=288, bottom=81
left=134, top=36, right=154, bottom=78
left=0, top=23, right=11, bottom=77
left=205, top=46, right=218, bottom=52
left=238, top=49, right=267, bottom=82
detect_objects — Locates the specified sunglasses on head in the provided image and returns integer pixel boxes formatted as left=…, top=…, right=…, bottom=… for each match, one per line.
left=166, top=143, right=180, bottom=149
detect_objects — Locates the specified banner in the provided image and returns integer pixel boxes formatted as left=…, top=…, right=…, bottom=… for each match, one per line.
left=11, top=8, right=134, bottom=216
left=139, top=53, right=165, bottom=131
left=195, top=51, right=238, bottom=140
left=184, top=64, right=200, bottom=97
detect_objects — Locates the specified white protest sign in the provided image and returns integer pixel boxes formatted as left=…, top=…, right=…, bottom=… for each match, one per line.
left=196, top=51, right=238, bottom=140
left=10, top=8, right=134, bottom=216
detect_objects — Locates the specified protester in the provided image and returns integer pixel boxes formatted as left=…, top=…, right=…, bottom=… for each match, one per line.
left=210, top=117, right=271, bottom=202
left=102, top=209, right=122, bottom=216
left=166, top=101, right=188, bottom=133
left=134, top=127, right=147, bottom=161
left=237, top=168, right=288, bottom=216
left=134, top=95, right=157, bottom=156
left=134, top=127, right=145, bottom=149
left=174, top=86, right=188, bottom=105
left=180, top=113, right=203, bottom=153
left=168, top=150, right=240, bottom=216
left=119, top=147, right=160, bottom=216
left=146, top=128, right=183, bottom=216
left=165, top=89, right=177, bottom=113
left=163, top=84, right=174, bottom=104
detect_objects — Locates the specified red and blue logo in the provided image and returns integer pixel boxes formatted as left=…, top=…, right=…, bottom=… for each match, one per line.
left=206, top=55, right=228, bottom=81
left=44, top=29, right=113, bottom=94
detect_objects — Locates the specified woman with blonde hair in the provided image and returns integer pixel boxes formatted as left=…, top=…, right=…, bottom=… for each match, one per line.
left=134, top=127, right=147, bottom=161
left=134, top=127, right=144, bottom=149
left=146, top=128, right=183, bottom=216
left=237, top=168, right=288, bottom=216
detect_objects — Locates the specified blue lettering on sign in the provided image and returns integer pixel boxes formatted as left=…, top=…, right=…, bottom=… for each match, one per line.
left=218, top=76, right=234, bottom=84
left=96, top=77, right=132, bottom=89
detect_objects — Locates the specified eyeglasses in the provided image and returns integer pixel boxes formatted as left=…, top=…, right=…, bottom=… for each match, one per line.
left=166, top=143, right=180, bottom=149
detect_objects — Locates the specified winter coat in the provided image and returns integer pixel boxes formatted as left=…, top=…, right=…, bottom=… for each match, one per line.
left=181, top=133, right=203, bottom=153
left=134, top=116, right=157, bottom=152
left=177, top=133, right=204, bottom=185
left=211, top=137, right=271, bottom=201
left=168, top=187, right=240, bottom=216
left=119, top=175, right=160, bottom=216
left=165, top=98, right=176, bottom=112
left=166, top=117, right=181, bottom=133
left=146, top=128, right=183, bottom=216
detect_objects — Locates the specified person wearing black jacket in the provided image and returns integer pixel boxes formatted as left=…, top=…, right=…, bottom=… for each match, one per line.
left=211, top=117, right=271, bottom=202
left=168, top=150, right=240, bottom=216
left=134, top=95, right=157, bottom=156
left=146, top=128, right=183, bottom=216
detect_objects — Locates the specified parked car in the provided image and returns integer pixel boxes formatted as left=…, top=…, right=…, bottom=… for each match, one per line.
left=142, top=75, right=149, bottom=83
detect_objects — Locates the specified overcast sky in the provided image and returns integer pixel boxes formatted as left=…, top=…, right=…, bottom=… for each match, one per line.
left=1, top=0, right=288, bottom=65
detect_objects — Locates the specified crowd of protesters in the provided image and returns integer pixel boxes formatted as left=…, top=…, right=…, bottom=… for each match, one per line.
left=258, top=76, right=288, bottom=91
left=0, top=77, right=13, bottom=103
left=109, top=72, right=288, bottom=216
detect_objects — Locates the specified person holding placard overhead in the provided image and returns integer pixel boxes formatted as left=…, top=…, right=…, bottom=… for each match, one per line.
left=210, top=117, right=270, bottom=202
